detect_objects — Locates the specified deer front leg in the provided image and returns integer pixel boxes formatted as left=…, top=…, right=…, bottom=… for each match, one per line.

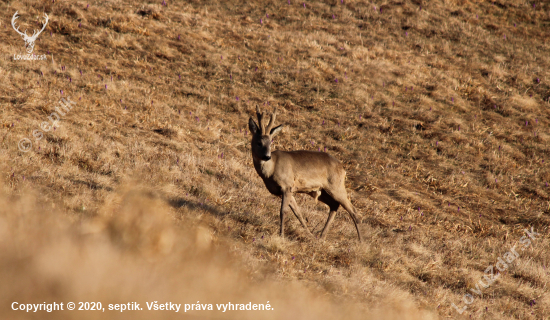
left=279, top=191, right=291, bottom=238
left=288, top=195, right=314, bottom=237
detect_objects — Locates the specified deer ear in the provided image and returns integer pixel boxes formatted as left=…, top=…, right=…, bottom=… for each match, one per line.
left=270, top=124, right=283, bottom=137
left=248, top=118, right=259, bottom=134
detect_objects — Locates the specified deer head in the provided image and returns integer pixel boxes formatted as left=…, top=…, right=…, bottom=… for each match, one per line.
left=12, top=11, right=49, bottom=54
left=248, top=106, right=283, bottom=161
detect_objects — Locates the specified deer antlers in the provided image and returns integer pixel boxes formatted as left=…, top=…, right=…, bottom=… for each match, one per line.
left=12, top=12, right=26, bottom=38
left=12, top=11, right=49, bottom=53
left=255, top=105, right=277, bottom=135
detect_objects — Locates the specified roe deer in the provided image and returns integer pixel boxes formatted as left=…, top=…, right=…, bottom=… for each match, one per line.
left=248, top=106, right=362, bottom=241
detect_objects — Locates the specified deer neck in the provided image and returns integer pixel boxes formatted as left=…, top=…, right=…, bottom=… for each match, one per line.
left=252, top=154, right=276, bottom=179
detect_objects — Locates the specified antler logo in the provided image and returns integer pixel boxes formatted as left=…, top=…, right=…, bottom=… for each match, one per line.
left=12, top=11, right=49, bottom=54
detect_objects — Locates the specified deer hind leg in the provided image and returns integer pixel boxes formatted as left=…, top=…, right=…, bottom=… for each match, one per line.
left=333, top=194, right=363, bottom=242
left=317, top=190, right=340, bottom=240
left=320, top=207, right=338, bottom=240
left=288, top=195, right=314, bottom=237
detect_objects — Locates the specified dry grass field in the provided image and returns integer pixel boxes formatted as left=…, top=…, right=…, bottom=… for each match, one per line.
left=1, top=0, right=550, bottom=319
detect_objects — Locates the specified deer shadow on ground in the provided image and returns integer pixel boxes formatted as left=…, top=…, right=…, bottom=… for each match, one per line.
left=167, top=197, right=229, bottom=218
